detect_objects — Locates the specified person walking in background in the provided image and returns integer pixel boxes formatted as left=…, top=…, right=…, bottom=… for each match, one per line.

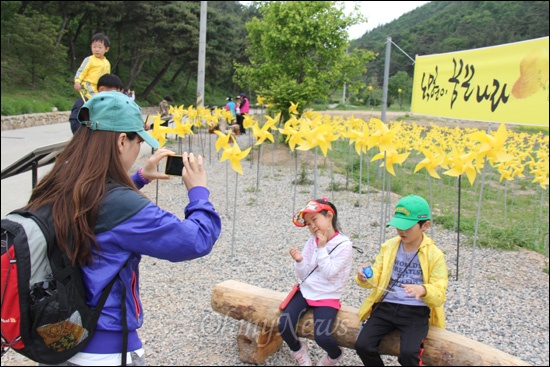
left=125, top=89, right=136, bottom=101
left=354, top=195, right=448, bottom=366
left=69, top=73, right=125, bottom=134
left=225, top=96, right=236, bottom=125
left=236, top=93, right=250, bottom=134
left=24, top=91, right=221, bottom=365
left=74, top=33, right=111, bottom=99
left=278, top=198, right=353, bottom=366
left=159, top=95, right=173, bottom=126
left=234, top=95, right=243, bottom=134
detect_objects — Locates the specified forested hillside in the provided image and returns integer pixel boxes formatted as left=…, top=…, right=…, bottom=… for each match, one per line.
left=350, top=1, right=549, bottom=102
left=1, top=1, right=548, bottom=114
left=1, top=1, right=255, bottom=111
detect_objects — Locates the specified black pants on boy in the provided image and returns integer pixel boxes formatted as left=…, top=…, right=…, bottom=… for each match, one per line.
left=355, top=302, right=430, bottom=366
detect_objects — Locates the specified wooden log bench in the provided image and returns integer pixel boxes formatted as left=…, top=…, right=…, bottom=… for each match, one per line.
left=211, top=280, right=531, bottom=366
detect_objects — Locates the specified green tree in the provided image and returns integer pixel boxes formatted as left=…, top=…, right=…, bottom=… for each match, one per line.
left=388, top=70, right=412, bottom=107
left=1, top=4, right=68, bottom=88
left=233, top=1, right=375, bottom=119
left=8, top=1, right=250, bottom=107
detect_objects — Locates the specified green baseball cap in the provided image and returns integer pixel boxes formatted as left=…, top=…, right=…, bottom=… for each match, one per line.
left=386, top=195, right=431, bottom=230
left=78, top=91, right=160, bottom=149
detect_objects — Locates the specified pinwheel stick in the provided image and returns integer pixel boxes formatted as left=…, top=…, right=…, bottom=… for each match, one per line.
left=329, top=149, right=334, bottom=202
left=466, top=156, right=488, bottom=307
left=231, top=172, right=239, bottom=257
left=357, top=150, right=363, bottom=241
left=378, top=152, right=387, bottom=249
left=346, top=143, right=351, bottom=190
left=208, top=129, right=212, bottom=165
left=429, top=175, right=435, bottom=239
left=456, top=175, right=462, bottom=281
left=225, top=161, right=229, bottom=216
left=366, top=150, right=371, bottom=213
left=292, top=150, right=298, bottom=213
left=385, top=169, right=392, bottom=242
left=313, top=147, right=318, bottom=199
left=256, top=144, right=263, bottom=206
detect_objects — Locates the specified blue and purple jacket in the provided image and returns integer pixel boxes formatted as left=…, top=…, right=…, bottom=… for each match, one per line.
left=80, top=171, right=221, bottom=354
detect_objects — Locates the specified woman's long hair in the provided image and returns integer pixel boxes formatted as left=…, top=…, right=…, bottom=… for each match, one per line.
left=25, top=127, right=140, bottom=266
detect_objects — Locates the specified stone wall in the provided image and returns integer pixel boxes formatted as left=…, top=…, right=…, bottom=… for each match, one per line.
left=1, top=107, right=159, bottom=131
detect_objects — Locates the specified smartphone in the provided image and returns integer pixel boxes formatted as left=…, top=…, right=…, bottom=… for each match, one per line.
left=164, top=155, right=185, bottom=176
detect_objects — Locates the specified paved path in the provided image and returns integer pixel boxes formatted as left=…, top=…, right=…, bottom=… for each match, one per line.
left=1, top=122, right=151, bottom=217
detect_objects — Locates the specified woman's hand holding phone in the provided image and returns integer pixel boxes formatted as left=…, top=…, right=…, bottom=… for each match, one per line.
left=181, top=152, right=206, bottom=190
left=143, top=150, right=206, bottom=190
left=141, top=148, right=175, bottom=181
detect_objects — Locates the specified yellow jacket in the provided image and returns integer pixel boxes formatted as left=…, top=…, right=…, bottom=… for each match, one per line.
left=355, top=234, right=448, bottom=328
left=74, top=55, right=111, bottom=99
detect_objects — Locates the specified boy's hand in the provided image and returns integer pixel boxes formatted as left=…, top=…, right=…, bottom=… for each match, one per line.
left=74, top=82, right=81, bottom=92
left=289, top=247, right=303, bottom=263
left=402, top=284, right=427, bottom=300
left=357, top=264, right=371, bottom=281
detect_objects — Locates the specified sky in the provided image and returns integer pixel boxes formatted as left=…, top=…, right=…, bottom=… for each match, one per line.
left=345, top=1, right=430, bottom=40
left=239, top=1, right=430, bottom=41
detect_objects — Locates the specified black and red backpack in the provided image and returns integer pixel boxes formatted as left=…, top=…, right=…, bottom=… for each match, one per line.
left=1, top=206, right=117, bottom=364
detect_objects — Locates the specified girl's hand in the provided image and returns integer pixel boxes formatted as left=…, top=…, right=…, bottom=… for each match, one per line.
left=289, top=247, right=303, bottom=263
left=316, top=229, right=328, bottom=248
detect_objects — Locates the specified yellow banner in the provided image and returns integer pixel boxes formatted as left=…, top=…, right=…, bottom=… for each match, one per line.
left=411, top=37, right=549, bottom=126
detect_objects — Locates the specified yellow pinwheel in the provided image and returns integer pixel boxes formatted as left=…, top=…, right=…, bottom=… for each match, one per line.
left=243, top=114, right=256, bottom=131
left=532, top=170, right=548, bottom=190
left=220, top=141, right=252, bottom=175
left=279, top=115, right=303, bottom=151
left=171, top=104, right=186, bottom=124
left=251, top=121, right=275, bottom=146
left=296, top=120, right=335, bottom=157
left=529, top=156, right=548, bottom=189
left=368, top=118, right=397, bottom=154
left=344, top=118, right=370, bottom=156
left=289, top=101, right=299, bottom=115
left=466, top=123, right=513, bottom=164
left=264, top=112, right=281, bottom=128
left=257, top=95, right=266, bottom=106
left=443, top=146, right=478, bottom=185
left=371, top=150, right=410, bottom=176
left=414, top=147, right=447, bottom=179
left=214, top=130, right=234, bottom=152
left=149, top=113, right=174, bottom=148
left=172, top=119, right=194, bottom=138
left=186, top=106, right=198, bottom=122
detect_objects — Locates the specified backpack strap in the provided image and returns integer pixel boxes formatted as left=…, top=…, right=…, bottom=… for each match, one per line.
left=11, top=198, right=126, bottom=364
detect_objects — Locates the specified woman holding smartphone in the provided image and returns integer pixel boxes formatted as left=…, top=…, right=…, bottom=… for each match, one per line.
left=22, top=91, right=221, bottom=365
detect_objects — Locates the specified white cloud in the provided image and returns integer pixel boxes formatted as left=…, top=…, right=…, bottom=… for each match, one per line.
left=346, top=1, right=430, bottom=40
left=239, top=1, right=430, bottom=41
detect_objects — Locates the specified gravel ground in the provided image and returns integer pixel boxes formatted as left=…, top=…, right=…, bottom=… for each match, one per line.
left=3, top=131, right=548, bottom=366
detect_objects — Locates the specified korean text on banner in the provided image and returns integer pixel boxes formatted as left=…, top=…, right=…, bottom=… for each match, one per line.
left=411, top=37, right=549, bottom=126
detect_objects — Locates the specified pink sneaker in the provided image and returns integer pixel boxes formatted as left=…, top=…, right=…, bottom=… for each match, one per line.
left=316, top=348, right=343, bottom=366
left=292, top=340, right=312, bottom=366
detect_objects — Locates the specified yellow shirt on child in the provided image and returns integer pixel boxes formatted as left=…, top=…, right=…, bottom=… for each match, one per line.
left=74, top=55, right=111, bottom=99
